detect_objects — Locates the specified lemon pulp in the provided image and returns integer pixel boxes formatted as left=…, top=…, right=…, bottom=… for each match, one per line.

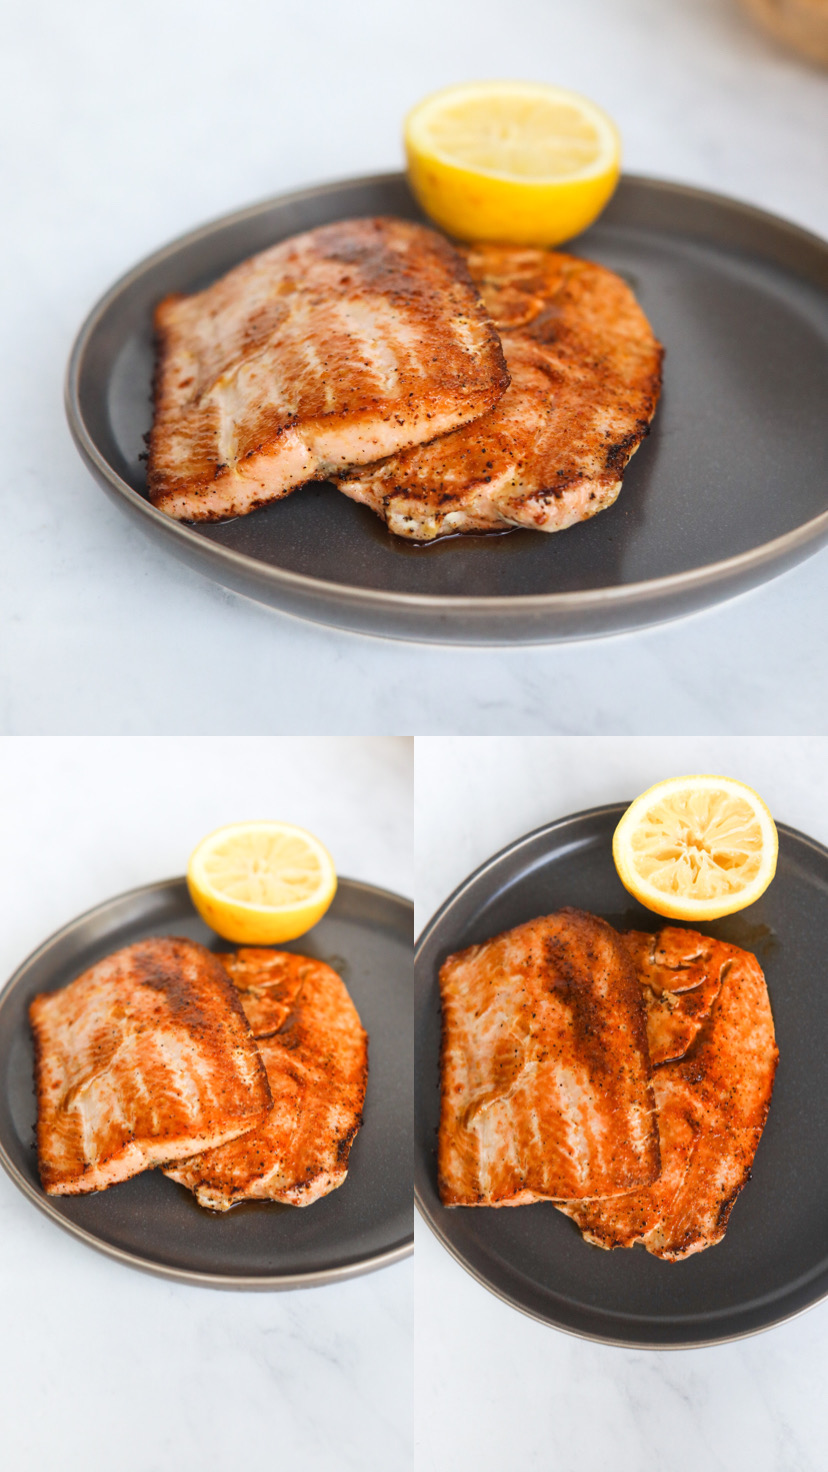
left=187, top=821, right=337, bottom=944
left=612, top=776, right=778, bottom=921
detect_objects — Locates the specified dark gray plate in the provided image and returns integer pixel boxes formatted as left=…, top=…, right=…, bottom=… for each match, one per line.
left=0, top=876, right=412, bottom=1289
left=415, top=805, right=828, bottom=1346
left=66, top=173, right=828, bottom=645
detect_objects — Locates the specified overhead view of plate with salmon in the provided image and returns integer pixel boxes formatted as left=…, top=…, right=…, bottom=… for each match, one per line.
left=415, top=804, right=828, bottom=1346
left=0, top=876, right=412, bottom=1288
left=66, top=172, right=828, bottom=644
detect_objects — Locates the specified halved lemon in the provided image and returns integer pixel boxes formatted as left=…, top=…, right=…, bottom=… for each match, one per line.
left=187, top=821, right=337, bottom=944
left=404, top=81, right=621, bottom=245
left=612, top=776, right=778, bottom=921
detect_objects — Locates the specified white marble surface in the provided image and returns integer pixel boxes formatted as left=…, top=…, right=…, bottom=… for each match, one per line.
left=415, top=737, right=828, bottom=1472
left=0, top=737, right=412, bottom=1472
left=2, top=0, right=828, bottom=734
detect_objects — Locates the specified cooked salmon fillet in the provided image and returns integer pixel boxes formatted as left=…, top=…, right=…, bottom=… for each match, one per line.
left=559, top=929, right=778, bottom=1259
left=336, top=246, right=663, bottom=539
left=437, top=909, right=660, bottom=1206
left=166, top=949, right=368, bottom=1209
left=30, top=937, right=271, bottom=1196
left=148, top=217, right=509, bottom=521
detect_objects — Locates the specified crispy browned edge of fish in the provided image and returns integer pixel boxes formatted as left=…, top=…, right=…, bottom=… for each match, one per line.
left=30, top=937, right=273, bottom=1195
left=436, top=906, right=660, bottom=1207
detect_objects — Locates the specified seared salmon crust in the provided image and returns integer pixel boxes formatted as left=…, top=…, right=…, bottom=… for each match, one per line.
left=30, top=937, right=272, bottom=1196
left=148, top=217, right=509, bottom=522
left=559, top=929, right=778, bottom=1259
left=438, top=908, right=660, bottom=1207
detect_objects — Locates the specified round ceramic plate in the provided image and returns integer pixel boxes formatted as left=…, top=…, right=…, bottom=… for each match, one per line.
left=415, top=805, right=828, bottom=1346
left=66, top=173, right=828, bottom=645
left=0, top=877, right=412, bottom=1289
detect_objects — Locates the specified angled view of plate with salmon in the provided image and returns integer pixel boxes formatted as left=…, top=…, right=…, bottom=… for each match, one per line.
left=66, top=169, right=828, bottom=644
left=415, top=804, right=828, bottom=1346
left=0, top=876, right=413, bottom=1288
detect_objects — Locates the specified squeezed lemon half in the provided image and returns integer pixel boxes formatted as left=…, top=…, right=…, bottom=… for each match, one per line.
left=612, top=776, right=778, bottom=921
left=404, top=80, right=621, bottom=245
left=187, top=821, right=337, bottom=944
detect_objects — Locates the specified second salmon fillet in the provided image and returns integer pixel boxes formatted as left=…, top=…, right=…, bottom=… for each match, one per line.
left=559, top=928, right=778, bottom=1258
left=336, top=246, right=663, bottom=538
left=148, top=217, right=509, bottom=522
left=166, top=949, right=368, bottom=1209
left=438, top=909, right=660, bottom=1206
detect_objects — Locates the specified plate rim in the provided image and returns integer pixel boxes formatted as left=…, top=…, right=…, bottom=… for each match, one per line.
left=65, top=170, right=828, bottom=629
left=414, top=802, right=828, bottom=1348
left=0, top=873, right=414, bottom=1292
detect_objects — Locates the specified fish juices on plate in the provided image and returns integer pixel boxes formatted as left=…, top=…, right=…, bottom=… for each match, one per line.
left=146, top=83, right=662, bottom=542
left=437, top=778, right=780, bottom=1260
left=30, top=823, right=368, bottom=1211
